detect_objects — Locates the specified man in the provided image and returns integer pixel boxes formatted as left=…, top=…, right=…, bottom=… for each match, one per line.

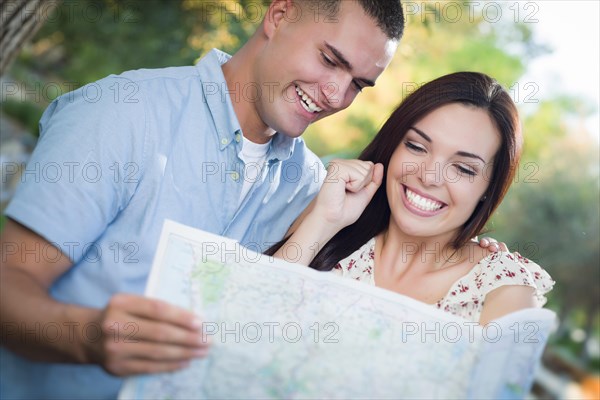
left=0, top=1, right=405, bottom=398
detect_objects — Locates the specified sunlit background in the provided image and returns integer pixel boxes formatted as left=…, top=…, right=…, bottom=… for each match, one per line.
left=1, top=1, right=598, bottom=398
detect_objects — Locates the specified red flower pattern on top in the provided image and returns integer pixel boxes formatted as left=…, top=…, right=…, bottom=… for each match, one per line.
left=330, top=237, right=555, bottom=323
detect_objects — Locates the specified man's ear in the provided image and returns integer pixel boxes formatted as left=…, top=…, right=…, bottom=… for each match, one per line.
left=263, top=0, right=295, bottom=38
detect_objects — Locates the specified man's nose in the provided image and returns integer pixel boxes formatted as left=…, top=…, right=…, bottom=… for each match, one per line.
left=320, top=73, right=353, bottom=109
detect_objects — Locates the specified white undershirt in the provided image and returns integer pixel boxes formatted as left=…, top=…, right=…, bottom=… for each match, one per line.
left=238, top=137, right=271, bottom=207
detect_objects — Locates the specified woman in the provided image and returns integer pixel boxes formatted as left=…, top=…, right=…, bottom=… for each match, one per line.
left=270, top=72, right=553, bottom=325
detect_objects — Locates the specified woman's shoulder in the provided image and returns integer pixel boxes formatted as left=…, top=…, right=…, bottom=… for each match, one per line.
left=437, top=245, right=554, bottom=321
left=471, top=250, right=555, bottom=303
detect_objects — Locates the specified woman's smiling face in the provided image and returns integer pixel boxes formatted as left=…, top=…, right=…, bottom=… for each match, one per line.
left=386, top=102, right=501, bottom=240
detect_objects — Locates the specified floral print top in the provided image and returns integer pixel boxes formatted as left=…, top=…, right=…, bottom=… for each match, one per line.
left=332, top=237, right=554, bottom=322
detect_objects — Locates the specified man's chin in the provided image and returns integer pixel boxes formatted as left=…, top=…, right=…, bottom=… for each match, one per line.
left=313, top=110, right=334, bottom=123
left=275, top=122, right=310, bottom=139
left=278, top=130, right=305, bottom=139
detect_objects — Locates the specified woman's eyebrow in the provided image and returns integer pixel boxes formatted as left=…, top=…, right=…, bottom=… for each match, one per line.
left=456, top=151, right=486, bottom=163
left=409, top=126, right=431, bottom=142
left=409, top=126, right=486, bottom=163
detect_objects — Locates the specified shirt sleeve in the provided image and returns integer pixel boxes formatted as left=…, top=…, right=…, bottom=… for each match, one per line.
left=4, top=76, right=148, bottom=263
left=476, top=252, right=555, bottom=306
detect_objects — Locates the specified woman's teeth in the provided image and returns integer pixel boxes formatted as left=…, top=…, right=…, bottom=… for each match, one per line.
left=295, top=86, right=323, bottom=113
left=406, top=188, right=444, bottom=212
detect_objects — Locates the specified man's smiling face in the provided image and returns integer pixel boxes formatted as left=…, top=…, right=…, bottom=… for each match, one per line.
left=253, top=0, right=397, bottom=138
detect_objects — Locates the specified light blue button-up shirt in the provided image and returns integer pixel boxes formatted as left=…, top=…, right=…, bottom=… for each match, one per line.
left=2, top=49, right=325, bottom=399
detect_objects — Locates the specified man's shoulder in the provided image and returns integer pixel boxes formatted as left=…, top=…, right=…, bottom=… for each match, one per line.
left=48, top=65, right=202, bottom=115
left=109, top=65, right=201, bottom=85
left=67, top=65, right=212, bottom=119
left=283, top=138, right=326, bottom=185
left=287, top=138, right=324, bottom=165
left=75, top=65, right=206, bottom=105
left=107, top=49, right=224, bottom=87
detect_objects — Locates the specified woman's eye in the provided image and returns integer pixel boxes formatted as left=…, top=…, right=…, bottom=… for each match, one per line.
left=405, top=141, right=426, bottom=153
left=456, top=164, right=477, bottom=176
left=321, top=52, right=335, bottom=66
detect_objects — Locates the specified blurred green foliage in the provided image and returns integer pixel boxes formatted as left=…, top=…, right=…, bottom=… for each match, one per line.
left=2, top=99, right=43, bottom=136
left=4, top=0, right=599, bottom=371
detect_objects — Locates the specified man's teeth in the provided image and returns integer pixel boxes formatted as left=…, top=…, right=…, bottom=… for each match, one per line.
left=406, top=188, right=444, bottom=212
left=295, top=86, right=323, bottom=113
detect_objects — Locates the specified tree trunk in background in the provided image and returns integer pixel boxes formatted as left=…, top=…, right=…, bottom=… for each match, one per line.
left=0, top=0, right=61, bottom=76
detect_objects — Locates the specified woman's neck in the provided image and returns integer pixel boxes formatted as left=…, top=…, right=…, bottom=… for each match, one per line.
left=373, top=225, right=487, bottom=304
left=375, top=224, right=459, bottom=277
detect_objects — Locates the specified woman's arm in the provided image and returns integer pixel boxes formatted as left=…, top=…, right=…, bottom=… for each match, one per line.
left=273, top=159, right=383, bottom=266
left=478, top=285, right=537, bottom=325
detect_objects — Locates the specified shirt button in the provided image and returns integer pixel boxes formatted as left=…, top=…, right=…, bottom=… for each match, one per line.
left=235, top=133, right=241, bottom=143
left=231, top=172, right=240, bottom=181
left=221, top=138, right=228, bottom=145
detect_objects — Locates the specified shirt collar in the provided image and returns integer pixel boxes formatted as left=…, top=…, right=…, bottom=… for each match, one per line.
left=195, top=49, right=241, bottom=150
left=195, top=48, right=296, bottom=162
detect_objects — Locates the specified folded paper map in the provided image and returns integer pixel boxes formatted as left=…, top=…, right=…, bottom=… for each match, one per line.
left=120, top=220, right=556, bottom=399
